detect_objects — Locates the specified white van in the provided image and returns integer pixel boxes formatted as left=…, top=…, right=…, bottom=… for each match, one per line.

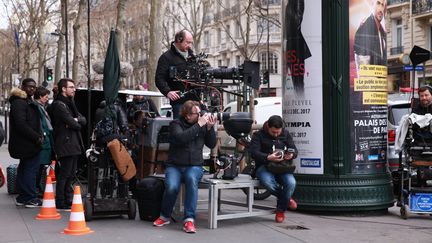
left=223, top=97, right=282, bottom=124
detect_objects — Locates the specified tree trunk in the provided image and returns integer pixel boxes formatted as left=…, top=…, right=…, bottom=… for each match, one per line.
left=148, top=0, right=163, bottom=91
left=55, top=0, right=67, bottom=83
left=72, top=0, right=86, bottom=83
left=148, top=0, right=163, bottom=107
left=116, top=0, right=127, bottom=59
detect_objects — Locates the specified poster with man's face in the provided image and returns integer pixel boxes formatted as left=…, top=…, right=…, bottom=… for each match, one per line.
left=349, top=0, right=388, bottom=174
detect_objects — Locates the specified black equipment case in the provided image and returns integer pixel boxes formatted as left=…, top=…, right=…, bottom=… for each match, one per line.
left=135, top=176, right=165, bottom=221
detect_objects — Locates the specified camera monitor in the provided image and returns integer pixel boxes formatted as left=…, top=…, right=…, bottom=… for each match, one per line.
left=242, top=61, right=260, bottom=90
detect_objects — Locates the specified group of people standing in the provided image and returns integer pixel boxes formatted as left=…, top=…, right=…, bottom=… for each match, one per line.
left=8, top=78, right=85, bottom=210
left=6, top=29, right=298, bottom=234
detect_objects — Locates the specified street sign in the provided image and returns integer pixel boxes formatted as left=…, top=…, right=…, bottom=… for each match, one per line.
left=403, top=65, right=425, bottom=71
left=409, top=45, right=431, bottom=66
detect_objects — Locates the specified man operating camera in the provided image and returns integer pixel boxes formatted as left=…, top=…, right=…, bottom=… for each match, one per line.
left=155, top=30, right=202, bottom=119
left=153, top=100, right=217, bottom=233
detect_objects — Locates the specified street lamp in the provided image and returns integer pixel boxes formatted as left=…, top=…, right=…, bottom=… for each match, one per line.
left=266, top=0, right=271, bottom=96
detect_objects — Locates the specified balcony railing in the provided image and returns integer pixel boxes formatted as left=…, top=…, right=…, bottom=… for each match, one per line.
left=390, top=46, right=404, bottom=55
left=412, top=0, right=432, bottom=15
left=388, top=0, right=409, bottom=6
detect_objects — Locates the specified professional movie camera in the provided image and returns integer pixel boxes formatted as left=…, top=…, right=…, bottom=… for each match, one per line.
left=172, top=52, right=261, bottom=90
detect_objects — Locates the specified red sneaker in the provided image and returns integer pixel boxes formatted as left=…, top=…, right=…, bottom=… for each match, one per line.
left=288, top=198, right=297, bottom=211
left=275, top=211, right=285, bottom=223
left=153, top=217, right=170, bottom=227
left=183, top=221, right=196, bottom=233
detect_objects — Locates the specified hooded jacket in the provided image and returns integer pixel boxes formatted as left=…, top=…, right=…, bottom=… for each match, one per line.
left=249, top=121, right=298, bottom=169
left=166, top=117, right=216, bottom=166
left=8, top=87, right=42, bottom=159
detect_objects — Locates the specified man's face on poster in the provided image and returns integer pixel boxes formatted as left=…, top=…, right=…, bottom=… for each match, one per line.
left=374, top=0, right=386, bottom=23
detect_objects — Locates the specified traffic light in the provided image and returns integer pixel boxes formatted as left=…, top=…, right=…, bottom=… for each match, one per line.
left=262, top=71, right=269, bottom=85
left=46, top=67, right=53, bottom=81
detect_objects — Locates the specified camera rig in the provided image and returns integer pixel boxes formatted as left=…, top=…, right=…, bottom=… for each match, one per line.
left=171, top=52, right=261, bottom=112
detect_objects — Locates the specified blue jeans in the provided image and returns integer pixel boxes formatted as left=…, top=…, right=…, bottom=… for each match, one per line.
left=171, top=103, right=183, bottom=119
left=160, top=165, right=204, bottom=222
left=16, top=153, right=40, bottom=203
left=256, top=165, right=296, bottom=212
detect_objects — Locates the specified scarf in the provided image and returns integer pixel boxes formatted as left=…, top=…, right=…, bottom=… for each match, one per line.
left=56, top=94, right=79, bottom=117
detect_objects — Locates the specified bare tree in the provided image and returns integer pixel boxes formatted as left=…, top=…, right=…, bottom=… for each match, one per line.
left=2, top=0, right=58, bottom=83
left=55, top=0, right=67, bottom=82
left=116, top=0, right=127, bottom=58
left=163, top=0, right=212, bottom=51
left=148, top=0, right=163, bottom=93
left=214, top=0, right=268, bottom=60
left=72, top=0, right=86, bottom=82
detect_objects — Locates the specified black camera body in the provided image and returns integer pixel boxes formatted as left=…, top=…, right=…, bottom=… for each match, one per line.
left=172, top=52, right=261, bottom=90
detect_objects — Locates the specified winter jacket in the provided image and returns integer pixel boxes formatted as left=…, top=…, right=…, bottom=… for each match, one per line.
left=8, top=88, right=42, bottom=159
left=166, top=117, right=216, bottom=166
left=155, top=42, right=201, bottom=105
left=249, top=122, right=298, bottom=169
left=50, top=97, right=86, bottom=158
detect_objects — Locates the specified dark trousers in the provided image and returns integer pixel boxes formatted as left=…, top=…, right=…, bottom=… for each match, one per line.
left=56, top=155, right=78, bottom=205
left=16, top=153, right=40, bottom=202
left=172, top=103, right=183, bottom=119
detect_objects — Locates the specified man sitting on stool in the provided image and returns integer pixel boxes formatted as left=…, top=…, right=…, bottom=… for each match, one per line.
left=153, top=100, right=216, bottom=233
left=249, top=115, right=298, bottom=223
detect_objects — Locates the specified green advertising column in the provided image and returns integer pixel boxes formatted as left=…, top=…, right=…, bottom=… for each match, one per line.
left=282, top=0, right=394, bottom=211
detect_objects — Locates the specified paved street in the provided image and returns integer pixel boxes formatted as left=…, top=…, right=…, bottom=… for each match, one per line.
left=1, top=115, right=432, bottom=242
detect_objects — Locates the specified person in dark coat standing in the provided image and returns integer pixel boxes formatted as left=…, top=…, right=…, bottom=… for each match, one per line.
left=249, top=115, right=298, bottom=223
left=153, top=100, right=216, bottom=233
left=8, top=78, right=43, bottom=207
left=50, top=78, right=86, bottom=209
left=285, top=0, right=311, bottom=96
left=155, top=30, right=201, bottom=118
left=34, top=86, right=54, bottom=196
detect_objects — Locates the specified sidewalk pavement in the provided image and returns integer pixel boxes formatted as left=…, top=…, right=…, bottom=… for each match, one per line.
left=0, top=145, right=431, bottom=243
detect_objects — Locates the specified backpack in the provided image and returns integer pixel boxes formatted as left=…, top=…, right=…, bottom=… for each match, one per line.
left=94, top=116, right=115, bottom=140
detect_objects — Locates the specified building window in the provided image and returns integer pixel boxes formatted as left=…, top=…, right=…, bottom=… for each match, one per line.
left=390, top=19, right=403, bottom=55
left=235, top=22, right=241, bottom=38
left=260, top=52, right=278, bottom=74
left=257, top=15, right=279, bottom=34
left=204, top=31, right=210, bottom=46
left=217, top=28, right=222, bottom=44
left=226, top=58, right=230, bottom=66
left=226, top=25, right=231, bottom=40
left=430, top=26, right=432, bottom=51
left=236, top=55, right=241, bottom=66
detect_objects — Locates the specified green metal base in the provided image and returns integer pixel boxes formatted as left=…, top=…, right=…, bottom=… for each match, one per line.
left=293, top=173, right=395, bottom=212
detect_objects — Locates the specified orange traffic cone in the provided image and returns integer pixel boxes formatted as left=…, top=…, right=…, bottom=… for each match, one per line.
left=36, top=176, right=61, bottom=220
left=63, top=186, right=93, bottom=235
left=48, top=160, right=56, bottom=183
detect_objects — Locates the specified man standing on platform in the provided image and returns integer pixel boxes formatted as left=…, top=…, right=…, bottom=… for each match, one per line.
left=155, top=30, right=201, bottom=118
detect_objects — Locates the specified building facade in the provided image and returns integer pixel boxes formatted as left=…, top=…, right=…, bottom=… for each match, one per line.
left=387, top=0, right=432, bottom=92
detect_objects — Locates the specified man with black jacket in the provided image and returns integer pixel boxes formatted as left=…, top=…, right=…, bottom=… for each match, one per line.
left=155, top=30, right=200, bottom=118
left=50, top=78, right=86, bottom=209
left=8, top=78, right=43, bottom=207
left=249, top=115, right=298, bottom=223
left=153, top=100, right=216, bottom=233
